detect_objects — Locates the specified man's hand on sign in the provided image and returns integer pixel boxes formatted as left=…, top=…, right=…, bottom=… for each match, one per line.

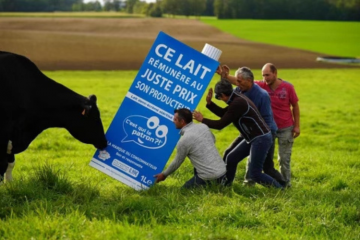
left=216, top=65, right=223, bottom=75
left=154, top=173, right=166, bottom=183
left=220, top=65, right=230, bottom=79
left=193, top=110, right=204, bottom=122
left=206, top=88, right=213, bottom=105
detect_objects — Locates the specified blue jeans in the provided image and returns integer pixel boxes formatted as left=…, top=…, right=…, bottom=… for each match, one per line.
left=244, top=132, right=286, bottom=186
left=182, top=169, right=227, bottom=189
left=225, top=133, right=282, bottom=188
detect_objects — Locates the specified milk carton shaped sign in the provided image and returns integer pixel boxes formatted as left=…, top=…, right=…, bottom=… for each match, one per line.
left=90, top=31, right=221, bottom=190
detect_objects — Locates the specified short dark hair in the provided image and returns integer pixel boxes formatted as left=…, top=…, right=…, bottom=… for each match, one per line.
left=174, top=108, right=192, bottom=124
left=214, top=78, right=233, bottom=97
left=267, top=63, right=277, bottom=73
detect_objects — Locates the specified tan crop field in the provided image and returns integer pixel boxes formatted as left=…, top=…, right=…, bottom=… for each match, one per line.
left=0, top=17, right=352, bottom=70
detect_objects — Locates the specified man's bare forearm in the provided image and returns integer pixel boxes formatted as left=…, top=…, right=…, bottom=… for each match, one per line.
left=293, top=103, right=300, bottom=128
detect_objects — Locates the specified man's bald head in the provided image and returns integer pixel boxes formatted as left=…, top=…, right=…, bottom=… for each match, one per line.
left=262, top=63, right=277, bottom=74
left=262, top=63, right=278, bottom=86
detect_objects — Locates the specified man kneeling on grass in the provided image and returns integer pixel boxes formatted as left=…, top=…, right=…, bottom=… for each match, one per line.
left=154, top=108, right=227, bottom=189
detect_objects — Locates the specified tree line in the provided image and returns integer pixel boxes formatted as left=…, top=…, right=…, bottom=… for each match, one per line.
left=0, top=0, right=79, bottom=12
left=214, top=0, right=360, bottom=21
left=1, top=0, right=359, bottom=21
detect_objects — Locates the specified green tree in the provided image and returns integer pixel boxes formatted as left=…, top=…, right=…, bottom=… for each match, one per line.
left=189, top=0, right=206, bottom=18
left=113, top=0, right=121, bottom=11
left=103, top=0, right=113, bottom=11
left=203, top=0, right=215, bottom=16
left=126, top=0, right=139, bottom=13
left=161, top=0, right=180, bottom=17
left=146, top=2, right=162, bottom=17
left=84, top=1, right=102, bottom=11
left=212, top=0, right=360, bottom=20
left=214, top=0, right=224, bottom=18
left=133, top=0, right=146, bottom=14
left=72, top=2, right=83, bottom=11
left=179, top=0, right=191, bottom=17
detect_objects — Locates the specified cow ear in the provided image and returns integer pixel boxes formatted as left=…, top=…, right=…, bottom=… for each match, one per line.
left=89, top=95, right=97, bottom=103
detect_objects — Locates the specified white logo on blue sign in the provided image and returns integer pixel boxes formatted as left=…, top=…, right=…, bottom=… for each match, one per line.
left=121, top=115, right=168, bottom=149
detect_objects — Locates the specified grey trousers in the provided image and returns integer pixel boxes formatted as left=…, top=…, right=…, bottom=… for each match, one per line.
left=276, top=126, right=294, bottom=185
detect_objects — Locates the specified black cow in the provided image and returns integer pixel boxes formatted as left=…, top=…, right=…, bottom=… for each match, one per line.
left=0, top=51, right=107, bottom=182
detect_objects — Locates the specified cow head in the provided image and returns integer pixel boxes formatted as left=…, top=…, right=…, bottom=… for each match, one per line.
left=67, top=95, right=107, bottom=150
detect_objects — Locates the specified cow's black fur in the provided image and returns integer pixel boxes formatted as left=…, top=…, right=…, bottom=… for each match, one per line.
left=0, top=51, right=107, bottom=181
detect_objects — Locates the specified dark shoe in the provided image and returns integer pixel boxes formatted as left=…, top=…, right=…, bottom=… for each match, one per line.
left=280, top=181, right=291, bottom=189
left=242, top=180, right=256, bottom=187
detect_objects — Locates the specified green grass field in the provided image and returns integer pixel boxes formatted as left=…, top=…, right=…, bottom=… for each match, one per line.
left=1, top=69, right=360, bottom=239
left=202, top=19, right=360, bottom=58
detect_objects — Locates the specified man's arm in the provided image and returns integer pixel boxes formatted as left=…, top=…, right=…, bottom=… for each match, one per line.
left=224, top=75, right=237, bottom=86
left=206, top=101, right=228, bottom=118
left=201, top=101, right=242, bottom=130
left=292, top=102, right=300, bottom=138
left=154, top=142, right=188, bottom=183
left=205, top=88, right=228, bottom=117
left=217, top=65, right=237, bottom=86
left=259, top=92, right=274, bottom=126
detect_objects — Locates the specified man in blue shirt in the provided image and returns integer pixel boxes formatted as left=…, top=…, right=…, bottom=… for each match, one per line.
left=194, top=80, right=282, bottom=188
left=223, top=67, right=285, bottom=186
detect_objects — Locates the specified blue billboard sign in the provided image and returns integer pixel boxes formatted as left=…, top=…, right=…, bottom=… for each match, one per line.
left=90, top=31, right=220, bottom=190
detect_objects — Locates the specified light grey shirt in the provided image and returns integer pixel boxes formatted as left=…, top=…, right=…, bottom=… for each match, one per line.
left=163, top=122, right=226, bottom=180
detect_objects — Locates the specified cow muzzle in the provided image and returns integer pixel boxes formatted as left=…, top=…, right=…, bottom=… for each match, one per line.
left=95, top=139, right=108, bottom=150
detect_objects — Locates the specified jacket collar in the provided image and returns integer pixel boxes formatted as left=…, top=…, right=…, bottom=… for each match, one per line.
left=180, top=122, right=193, bottom=136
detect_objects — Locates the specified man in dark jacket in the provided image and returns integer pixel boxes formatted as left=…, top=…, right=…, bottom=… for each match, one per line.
left=193, top=80, right=282, bottom=188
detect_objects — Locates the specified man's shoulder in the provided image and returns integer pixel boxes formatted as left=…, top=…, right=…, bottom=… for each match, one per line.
left=253, top=84, right=269, bottom=96
left=180, top=124, right=211, bottom=146
left=183, top=123, right=209, bottom=135
left=278, top=80, right=299, bottom=102
left=255, top=80, right=267, bottom=87
left=280, top=79, right=296, bottom=89
left=254, top=81, right=271, bottom=92
left=189, top=123, right=209, bottom=131
left=232, top=92, right=246, bottom=103
left=231, top=92, right=251, bottom=108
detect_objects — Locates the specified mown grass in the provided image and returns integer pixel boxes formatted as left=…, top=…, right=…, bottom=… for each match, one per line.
left=1, top=69, right=360, bottom=239
left=202, top=19, right=360, bottom=57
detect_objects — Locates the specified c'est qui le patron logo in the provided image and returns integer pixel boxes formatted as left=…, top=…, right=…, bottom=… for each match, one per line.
left=121, top=115, right=168, bottom=149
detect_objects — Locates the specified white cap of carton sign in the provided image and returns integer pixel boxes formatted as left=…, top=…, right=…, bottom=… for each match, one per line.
left=201, top=43, right=222, bottom=61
